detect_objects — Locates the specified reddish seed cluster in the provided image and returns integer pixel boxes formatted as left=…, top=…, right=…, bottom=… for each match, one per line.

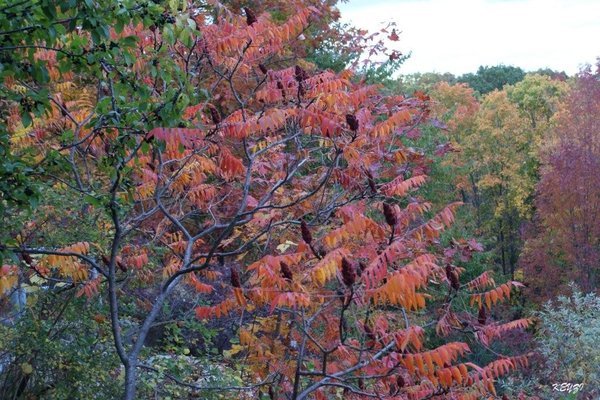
left=22, top=253, right=33, bottom=265
left=478, top=306, right=487, bottom=325
left=280, top=262, right=293, bottom=281
left=244, top=7, right=257, bottom=25
left=357, top=261, right=367, bottom=277
left=294, top=65, right=309, bottom=82
left=345, top=113, right=359, bottom=131
left=446, top=264, right=460, bottom=290
left=209, top=106, right=221, bottom=125
left=300, top=220, right=312, bottom=244
left=341, top=257, right=356, bottom=287
left=382, top=203, right=397, bottom=227
left=276, top=80, right=285, bottom=99
left=298, top=83, right=306, bottom=97
left=397, top=375, right=405, bottom=388
left=366, top=170, right=377, bottom=194
left=230, top=267, right=241, bottom=288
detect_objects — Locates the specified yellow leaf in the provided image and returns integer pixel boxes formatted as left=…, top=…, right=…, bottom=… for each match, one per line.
left=315, top=268, right=325, bottom=286
left=30, top=274, right=47, bottom=285
left=276, top=240, right=297, bottom=254
left=22, top=284, right=40, bottom=293
left=239, top=329, right=253, bottom=345
left=21, top=363, right=33, bottom=374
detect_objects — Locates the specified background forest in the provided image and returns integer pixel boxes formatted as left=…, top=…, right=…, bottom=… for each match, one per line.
left=0, top=0, right=598, bottom=399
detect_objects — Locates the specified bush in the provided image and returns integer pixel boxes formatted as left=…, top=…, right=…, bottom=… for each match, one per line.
left=534, top=285, right=600, bottom=398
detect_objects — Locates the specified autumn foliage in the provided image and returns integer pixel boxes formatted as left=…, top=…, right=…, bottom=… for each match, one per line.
left=521, top=62, right=600, bottom=299
left=0, top=1, right=534, bottom=399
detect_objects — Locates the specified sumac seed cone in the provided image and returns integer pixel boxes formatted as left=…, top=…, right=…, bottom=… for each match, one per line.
left=382, top=203, right=397, bottom=227
left=445, top=264, right=460, bottom=290
left=368, top=177, right=377, bottom=194
left=209, top=106, right=221, bottom=124
left=451, top=274, right=460, bottom=290
left=280, top=262, right=293, bottom=281
left=478, top=306, right=487, bottom=325
left=277, top=80, right=285, bottom=98
left=345, top=113, right=359, bottom=131
left=397, top=375, right=405, bottom=388
left=364, top=323, right=375, bottom=341
left=356, top=261, right=366, bottom=277
left=294, top=65, right=308, bottom=82
left=298, top=82, right=305, bottom=97
left=300, top=220, right=312, bottom=244
left=244, top=7, right=257, bottom=25
left=22, top=253, right=33, bottom=265
left=230, top=268, right=241, bottom=288
left=366, top=170, right=377, bottom=194
left=341, top=257, right=356, bottom=287
left=117, top=260, right=127, bottom=272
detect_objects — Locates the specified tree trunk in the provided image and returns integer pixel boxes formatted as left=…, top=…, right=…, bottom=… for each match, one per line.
left=468, top=173, right=481, bottom=228
left=124, top=362, right=138, bottom=400
left=499, top=231, right=507, bottom=276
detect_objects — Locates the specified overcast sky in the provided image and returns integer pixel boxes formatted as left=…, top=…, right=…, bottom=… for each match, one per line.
left=338, top=0, right=600, bottom=75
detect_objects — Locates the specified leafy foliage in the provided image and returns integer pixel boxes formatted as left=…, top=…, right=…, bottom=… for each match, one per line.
left=394, top=72, right=458, bottom=96
left=424, top=74, right=568, bottom=280
left=458, top=65, right=525, bottom=96
left=521, top=62, right=600, bottom=299
left=0, top=1, right=539, bottom=399
left=534, top=286, right=600, bottom=398
left=0, top=294, right=121, bottom=399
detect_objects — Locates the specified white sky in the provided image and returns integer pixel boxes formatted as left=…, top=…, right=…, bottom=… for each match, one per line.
left=338, top=0, right=600, bottom=75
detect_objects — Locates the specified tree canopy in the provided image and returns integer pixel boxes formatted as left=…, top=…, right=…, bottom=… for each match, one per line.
left=1, top=1, right=597, bottom=399
left=458, top=65, right=525, bottom=96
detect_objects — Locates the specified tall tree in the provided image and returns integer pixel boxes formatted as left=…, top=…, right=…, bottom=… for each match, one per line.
left=1, top=1, right=531, bottom=399
left=521, top=63, right=600, bottom=299
left=471, top=90, right=531, bottom=277
left=429, top=81, right=479, bottom=197
left=506, top=74, right=568, bottom=133
left=458, top=65, right=525, bottom=96
left=395, top=72, right=457, bottom=96
left=427, top=76, right=567, bottom=279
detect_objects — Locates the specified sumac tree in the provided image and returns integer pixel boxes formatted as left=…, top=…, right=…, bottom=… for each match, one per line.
left=1, top=1, right=531, bottom=399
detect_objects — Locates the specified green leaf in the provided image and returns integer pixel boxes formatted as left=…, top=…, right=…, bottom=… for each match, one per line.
left=163, top=25, right=175, bottom=45
left=84, top=194, right=101, bottom=207
left=21, top=112, right=32, bottom=127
